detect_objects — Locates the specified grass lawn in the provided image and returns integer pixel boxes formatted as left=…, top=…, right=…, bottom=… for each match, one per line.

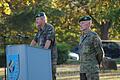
left=57, top=64, right=120, bottom=80
left=0, top=64, right=120, bottom=80
left=0, top=68, right=5, bottom=79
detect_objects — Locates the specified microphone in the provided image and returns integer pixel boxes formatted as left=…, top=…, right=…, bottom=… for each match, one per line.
left=17, top=34, right=29, bottom=39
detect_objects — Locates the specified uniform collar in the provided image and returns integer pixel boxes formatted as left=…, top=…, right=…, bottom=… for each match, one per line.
left=39, top=23, right=47, bottom=31
left=82, top=30, right=91, bottom=36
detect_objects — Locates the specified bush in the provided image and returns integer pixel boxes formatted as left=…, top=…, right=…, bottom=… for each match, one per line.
left=0, top=55, right=5, bottom=67
left=57, top=43, right=70, bottom=65
left=115, top=58, right=120, bottom=64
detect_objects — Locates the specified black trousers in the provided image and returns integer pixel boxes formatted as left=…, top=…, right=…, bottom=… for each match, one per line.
left=80, top=73, right=99, bottom=80
left=80, top=73, right=87, bottom=80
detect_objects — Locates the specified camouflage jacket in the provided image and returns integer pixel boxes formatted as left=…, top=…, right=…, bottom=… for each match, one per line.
left=79, top=30, right=104, bottom=73
left=34, top=23, right=57, bottom=64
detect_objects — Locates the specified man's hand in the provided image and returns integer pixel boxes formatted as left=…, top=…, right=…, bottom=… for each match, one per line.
left=30, top=40, right=37, bottom=46
left=44, top=40, right=51, bottom=49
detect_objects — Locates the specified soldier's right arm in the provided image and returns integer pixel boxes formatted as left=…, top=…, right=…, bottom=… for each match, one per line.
left=30, top=32, right=38, bottom=46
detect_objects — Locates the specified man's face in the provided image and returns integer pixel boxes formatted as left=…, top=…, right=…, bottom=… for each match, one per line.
left=79, top=20, right=91, bottom=31
left=35, top=17, right=43, bottom=28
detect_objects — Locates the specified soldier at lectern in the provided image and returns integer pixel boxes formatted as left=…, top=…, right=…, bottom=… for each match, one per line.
left=30, top=12, right=57, bottom=80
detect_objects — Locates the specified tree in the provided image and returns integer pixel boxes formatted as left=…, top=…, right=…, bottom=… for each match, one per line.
left=0, top=0, right=36, bottom=55
left=0, top=0, right=63, bottom=53
left=85, top=0, right=120, bottom=40
left=0, top=0, right=120, bottom=52
left=52, top=0, right=120, bottom=42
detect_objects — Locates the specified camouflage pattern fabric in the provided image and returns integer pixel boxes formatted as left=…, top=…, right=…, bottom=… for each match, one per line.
left=79, top=30, right=104, bottom=80
left=34, top=23, right=57, bottom=80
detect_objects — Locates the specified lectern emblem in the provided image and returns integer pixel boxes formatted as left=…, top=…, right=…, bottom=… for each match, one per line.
left=7, top=54, right=20, bottom=80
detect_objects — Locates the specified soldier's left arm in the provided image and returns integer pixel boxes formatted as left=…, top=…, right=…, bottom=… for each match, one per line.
left=93, top=35, right=104, bottom=65
left=44, top=26, right=55, bottom=49
left=44, top=40, right=51, bottom=49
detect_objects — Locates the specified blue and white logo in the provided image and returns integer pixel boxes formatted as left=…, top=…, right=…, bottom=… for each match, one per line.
left=7, top=54, right=20, bottom=80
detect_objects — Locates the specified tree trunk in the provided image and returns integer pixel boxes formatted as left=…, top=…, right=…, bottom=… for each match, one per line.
left=100, top=21, right=111, bottom=40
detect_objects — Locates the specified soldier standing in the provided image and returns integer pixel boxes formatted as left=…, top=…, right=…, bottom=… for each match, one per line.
left=78, top=16, right=104, bottom=80
left=30, top=12, right=57, bottom=80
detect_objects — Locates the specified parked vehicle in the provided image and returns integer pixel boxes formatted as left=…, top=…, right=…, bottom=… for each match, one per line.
left=71, top=40, right=120, bottom=59
left=68, top=52, right=79, bottom=60
left=102, top=40, right=120, bottom=58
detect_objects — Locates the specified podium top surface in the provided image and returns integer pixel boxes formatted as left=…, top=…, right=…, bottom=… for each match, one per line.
left=6, top=44, right=51, bottom=51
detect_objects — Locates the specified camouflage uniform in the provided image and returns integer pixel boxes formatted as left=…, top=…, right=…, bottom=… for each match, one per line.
left=79, top=30, right=104, bottom=80
left=34, top=23, right=57, bottom=80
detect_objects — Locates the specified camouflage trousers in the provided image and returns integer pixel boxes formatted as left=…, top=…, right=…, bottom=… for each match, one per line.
left=52, top=58, right=57, bottom=80
left=51, top=47, right=57, bottom=80
left=52, top=64, right=56, bottom=80
left=80, top=72, right=99, bottom=80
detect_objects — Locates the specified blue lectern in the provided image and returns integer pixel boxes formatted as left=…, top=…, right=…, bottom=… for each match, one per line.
left=6, top=44, right=52, bottom=80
